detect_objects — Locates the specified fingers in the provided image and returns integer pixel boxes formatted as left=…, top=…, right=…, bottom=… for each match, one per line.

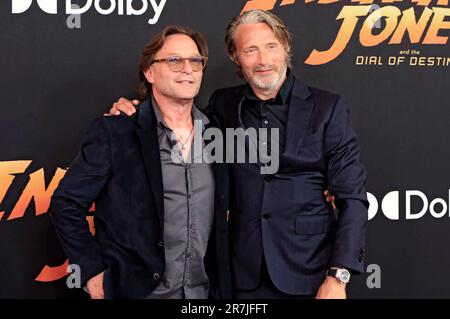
left=108, top=98, right=139, bottom=116
left=117, top=97, right=137, bottom=116
left=87, top=272, right=105, bottom=299
left=323, top=190, right=336, bottom=211
left=89, top=288, right=104, bottom=299
left=90, top=290, right=105, bottom=299
left=110, top=103, right=121, bottom=116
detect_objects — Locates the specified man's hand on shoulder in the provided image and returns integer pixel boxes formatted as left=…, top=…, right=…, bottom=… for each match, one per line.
left=104, top=98, right=140, bottom=117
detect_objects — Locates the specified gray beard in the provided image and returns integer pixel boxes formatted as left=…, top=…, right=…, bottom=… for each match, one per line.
left=249, top=65, right=287, bottom=93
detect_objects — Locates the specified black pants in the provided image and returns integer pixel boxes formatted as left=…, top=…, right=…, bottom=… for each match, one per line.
left=234, top=259, right=314, bottom=299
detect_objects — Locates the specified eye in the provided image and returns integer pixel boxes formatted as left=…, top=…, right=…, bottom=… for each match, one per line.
left=267, top=43, right=279, bottom=50
left=167, top=56, right=182, bottom=64
left=189, top=56, right=203, bottom=63
left=244, top=47, right=257, bottom=55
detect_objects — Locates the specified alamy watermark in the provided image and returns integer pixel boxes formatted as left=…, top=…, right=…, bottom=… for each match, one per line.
left=168, top=120, right=280, bottom=175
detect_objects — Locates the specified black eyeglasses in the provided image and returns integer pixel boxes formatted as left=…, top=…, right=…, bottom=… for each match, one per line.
left=151, top=56, right=208, bottom=72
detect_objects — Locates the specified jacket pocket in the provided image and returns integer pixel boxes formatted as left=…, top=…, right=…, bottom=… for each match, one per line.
left=295, top=214, right=335, bottom=235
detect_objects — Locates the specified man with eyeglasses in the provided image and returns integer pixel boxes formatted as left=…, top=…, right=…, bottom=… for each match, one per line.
left=49, top=25, right=232, bottom=299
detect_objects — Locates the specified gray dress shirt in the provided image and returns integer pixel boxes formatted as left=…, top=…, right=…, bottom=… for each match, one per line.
left=146, top=98, right=215, bottom=299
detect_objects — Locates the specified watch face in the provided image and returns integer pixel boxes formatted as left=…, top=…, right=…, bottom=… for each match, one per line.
left=338, top=269, right=351, bottom=283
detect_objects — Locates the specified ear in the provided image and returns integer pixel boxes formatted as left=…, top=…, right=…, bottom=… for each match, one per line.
left=143, top=67, right=155, bottom=84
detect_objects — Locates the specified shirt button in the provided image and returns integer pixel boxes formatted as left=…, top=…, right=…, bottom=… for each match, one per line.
left=263, top=120, right=269, bottom=125
left=153, top=273, right=160, bottom=280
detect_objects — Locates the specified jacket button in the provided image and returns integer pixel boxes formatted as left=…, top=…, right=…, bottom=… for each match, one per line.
left=158, top=241, right=163, bottom=247
left=262, top=214, right=270, bottom=219
left=153, top=273, right=160, bottom=280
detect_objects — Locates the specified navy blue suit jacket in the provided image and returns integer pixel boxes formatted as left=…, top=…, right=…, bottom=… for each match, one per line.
left=49, top=99, right=232, bottom=299
left=206, top=79, right=368, bottom=295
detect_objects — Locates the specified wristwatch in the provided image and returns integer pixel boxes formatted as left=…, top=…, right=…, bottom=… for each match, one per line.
left=327, top=268, right=351, bottom=284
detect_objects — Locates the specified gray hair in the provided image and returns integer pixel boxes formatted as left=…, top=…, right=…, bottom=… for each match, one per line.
left=225, top=10, right=293, bottom=69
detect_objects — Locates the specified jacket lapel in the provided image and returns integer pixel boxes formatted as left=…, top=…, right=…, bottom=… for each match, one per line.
left=136, top=99, right=164, bottom=231
left=283, top=80, right=314, bottom=158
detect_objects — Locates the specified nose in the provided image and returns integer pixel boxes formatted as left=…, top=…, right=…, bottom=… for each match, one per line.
left=256, top=48, right=270, bottom=65
left=180, top=58, right=193, bottom=74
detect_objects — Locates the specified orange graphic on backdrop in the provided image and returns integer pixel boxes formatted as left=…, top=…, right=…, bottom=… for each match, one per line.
left=241, top=0, right=295, bottom=13
left=305, top=6, right=450, bottom=65
left=0, top=161, right=95, bottom=282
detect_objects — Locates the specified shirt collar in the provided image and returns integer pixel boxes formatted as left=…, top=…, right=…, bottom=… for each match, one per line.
left=151, top=95, right=209, bottom=130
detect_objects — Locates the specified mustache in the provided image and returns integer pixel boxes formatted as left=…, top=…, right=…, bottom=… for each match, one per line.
left=253, top=65, right=277, bottom=72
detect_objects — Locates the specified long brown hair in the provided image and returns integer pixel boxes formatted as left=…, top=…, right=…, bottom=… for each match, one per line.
left=137, top=25, right=209, bottom=100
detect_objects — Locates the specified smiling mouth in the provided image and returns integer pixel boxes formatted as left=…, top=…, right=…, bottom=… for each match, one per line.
left=176, top=80, right=194, bottom=84
left=255, top=69, right=274, bottom=74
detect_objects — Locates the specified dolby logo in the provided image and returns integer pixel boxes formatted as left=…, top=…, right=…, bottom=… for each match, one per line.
left=13, top=0, right=57, bottom=14
left=11, top=0, right=167, bottom=24
left=367, top=190, right=450, bottom=221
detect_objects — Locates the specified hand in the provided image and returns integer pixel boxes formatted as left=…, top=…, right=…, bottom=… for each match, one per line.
left=315, top=276, right=347, bottom=299
left=324, top=188, right=336, bottom=211
left=86, top=271, right=105, bottom=299
left=105, top=98, right=140, bottom=116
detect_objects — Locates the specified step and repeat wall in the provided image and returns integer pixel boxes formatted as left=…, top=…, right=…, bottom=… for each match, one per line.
left=0, top=0, right=449, bottom=298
